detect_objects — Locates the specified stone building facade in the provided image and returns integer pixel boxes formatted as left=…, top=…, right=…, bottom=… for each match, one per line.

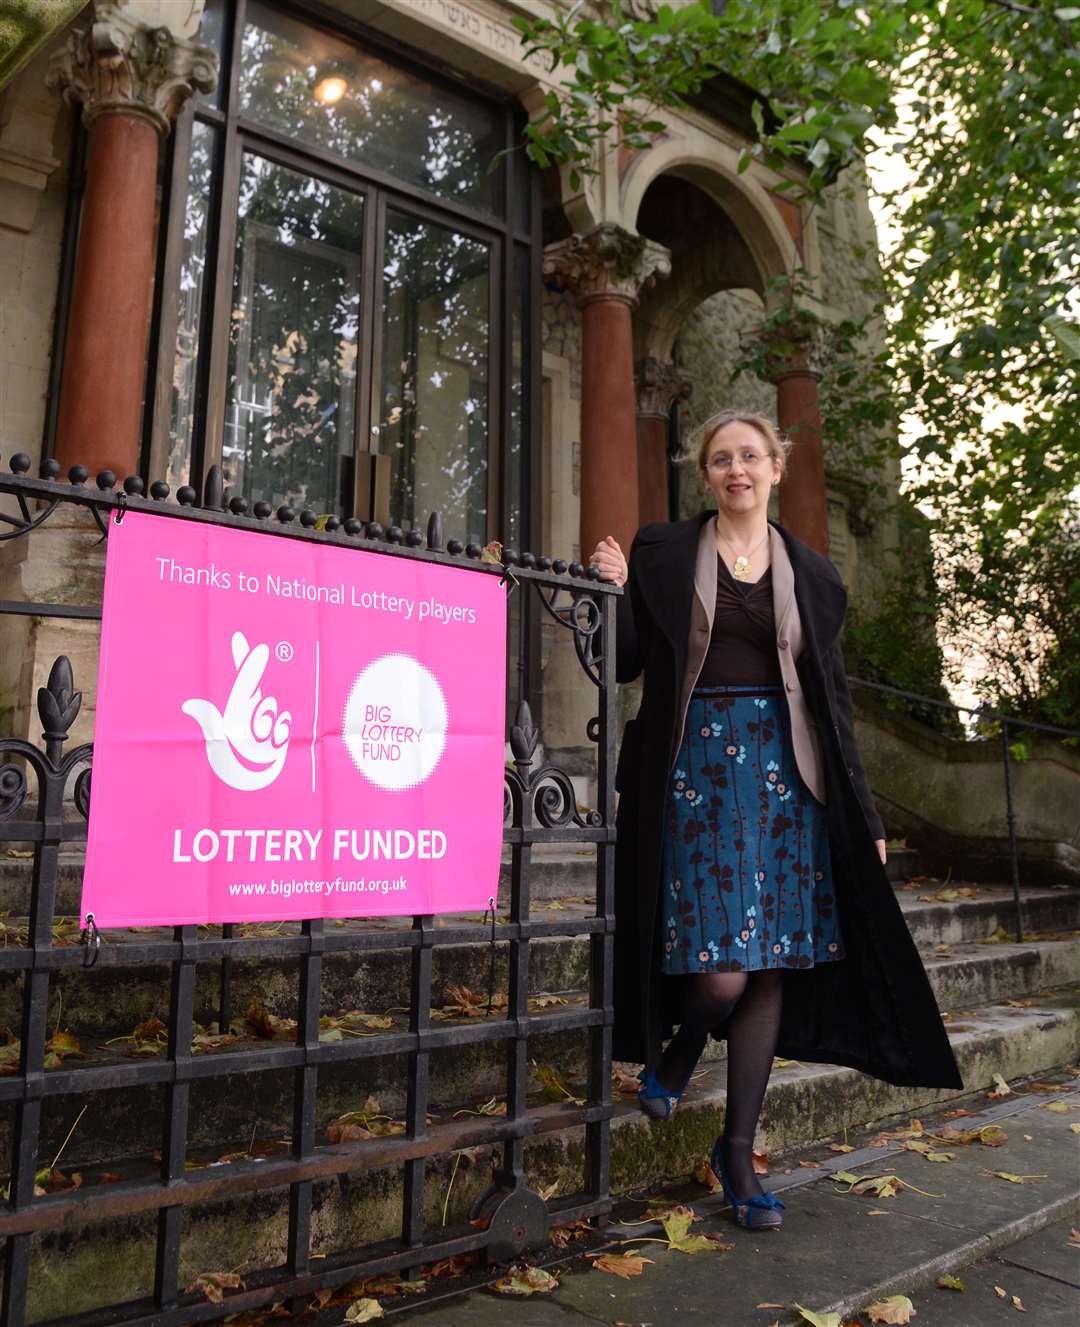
left=0, top=0, right=913, bottom=769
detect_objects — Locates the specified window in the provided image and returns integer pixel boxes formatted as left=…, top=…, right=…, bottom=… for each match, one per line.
left=150, top=0, right=536, bottom=548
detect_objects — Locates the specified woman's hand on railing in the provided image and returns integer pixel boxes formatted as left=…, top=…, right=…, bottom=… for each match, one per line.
left=875, top=839, right=887, bottom=865
left=589, top=535, right=628, bottom=587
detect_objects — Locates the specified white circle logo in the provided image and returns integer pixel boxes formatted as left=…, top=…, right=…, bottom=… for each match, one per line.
left=341, top=654, right=448, bottom=791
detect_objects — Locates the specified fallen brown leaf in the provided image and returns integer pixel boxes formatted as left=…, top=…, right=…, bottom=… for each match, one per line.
left=549, top=1219, right=592, bottom=1249
left=488, top=1265, right=557, bottom=1296
left=866, top=1295, right=914, bottom=1324
left=185, top=1271, right=244, bottom=1305
left=589, top=1250, right=653, bottom=1278
left=693, top=1157, right=722, bottom=1192
left=343, top=1299, right=384, bottom=1322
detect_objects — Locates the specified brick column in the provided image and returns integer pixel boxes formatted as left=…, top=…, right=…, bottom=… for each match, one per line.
left=543, top=225, right=670, bottom=559
left=634, top=357, right=691, bottom=527
left=766, top=322, right=830, bottom=556
left=47, top=3, right=216, bottom=478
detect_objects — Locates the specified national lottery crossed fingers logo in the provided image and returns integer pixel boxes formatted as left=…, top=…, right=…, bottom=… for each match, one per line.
left=181, top=633, right=448, bottom=795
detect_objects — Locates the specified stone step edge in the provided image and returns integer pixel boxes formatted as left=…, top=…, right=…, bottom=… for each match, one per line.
left=601, top=1077, right=1080, bottom=1320
left=606, top=1074, right=1080, bottom=1238
left=825, top=1189, right=1080, bottom=1322
left=604, top=995, right=1080, bottom=1175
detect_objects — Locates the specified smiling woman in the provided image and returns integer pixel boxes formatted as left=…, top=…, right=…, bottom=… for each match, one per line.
left=589, top=407, right=961, bottom=1233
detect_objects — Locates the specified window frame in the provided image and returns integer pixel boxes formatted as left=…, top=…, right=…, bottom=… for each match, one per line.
left=146, top=0, right=539, bottom=552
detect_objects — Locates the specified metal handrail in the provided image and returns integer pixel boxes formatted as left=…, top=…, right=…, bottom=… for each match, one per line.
left=848, top=675, right=1080, bottom=943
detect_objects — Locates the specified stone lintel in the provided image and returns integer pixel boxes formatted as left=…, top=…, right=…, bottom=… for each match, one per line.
left=543, top=223, right=671, bottom=307
left=46, top=2, right=218, bottom=138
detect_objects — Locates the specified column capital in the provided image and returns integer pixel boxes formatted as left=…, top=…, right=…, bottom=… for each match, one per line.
left=757, top=312, right=830, bottom=384
left=47, top=2, right=218, bottom=137
left=634, top=357, right=692, bottom=419
left=543, top=223, right=671, bottom=307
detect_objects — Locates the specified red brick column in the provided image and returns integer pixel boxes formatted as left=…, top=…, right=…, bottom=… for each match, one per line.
left=634, top=357, right=691, bottom=528
left=775, top=362, right=828, bottom=555
left=47, top=5, right=216, bottom=478
left=544, top=225, right=670, bottom=560
left=767, top=325, right=829, bottom=556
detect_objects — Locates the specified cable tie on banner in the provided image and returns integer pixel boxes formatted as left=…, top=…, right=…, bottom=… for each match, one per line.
left=112, top=491, right=128, bottom=525
left=482, top=895, right=497, bottom=1015
left=499, top=565, right=520, bottom=596
left=80, top=912, right=100, bottom=968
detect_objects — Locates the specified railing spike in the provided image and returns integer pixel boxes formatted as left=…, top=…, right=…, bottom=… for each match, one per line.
left=426, top=511, right=443, bottom=550
left=202, top=465, right=225, bottom=511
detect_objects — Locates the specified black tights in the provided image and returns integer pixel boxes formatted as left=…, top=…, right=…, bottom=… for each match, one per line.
left=655, top=969, right=783, bottom=1197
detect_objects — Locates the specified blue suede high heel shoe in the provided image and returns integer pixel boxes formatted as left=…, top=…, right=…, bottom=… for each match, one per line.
left=710, top=1136, right=785, bottom=1230
left=637, top=1067, right=689, bottom=1120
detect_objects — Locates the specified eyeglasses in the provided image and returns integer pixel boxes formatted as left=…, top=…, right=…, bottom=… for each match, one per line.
left=706, top=451, right=771, bottom=470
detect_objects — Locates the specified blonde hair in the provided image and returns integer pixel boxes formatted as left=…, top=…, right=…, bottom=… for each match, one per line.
left=689, top=410, right=792, bottom=477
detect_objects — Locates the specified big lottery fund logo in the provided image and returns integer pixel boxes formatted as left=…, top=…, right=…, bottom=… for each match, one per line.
left=182, top=631, right=292, bottom=791
left=342, top=654, right=448, bottom=792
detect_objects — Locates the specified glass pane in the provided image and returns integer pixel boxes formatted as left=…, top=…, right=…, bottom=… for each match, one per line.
left=196, top=0, right=227, bottom=107
left=379, top=212, right=490, bottom=544
left=505, top=246, right=529, bottom=552
left=167, top=120, right=216, bottom=491
left=238, top=0, right=503, bottom=215
left=224, top=155, right=364, bottom=514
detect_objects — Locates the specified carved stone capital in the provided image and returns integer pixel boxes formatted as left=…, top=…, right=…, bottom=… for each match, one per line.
left=47, top=3, right=218, bottom=137
left=634, top=357, right=692, bottom=418
left=756, top=313, right=830, bottom=383
left=543, top=223, right=671, bottom=307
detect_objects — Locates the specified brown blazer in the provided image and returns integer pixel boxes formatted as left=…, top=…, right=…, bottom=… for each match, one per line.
left=672, top=519, right=826, bottom=804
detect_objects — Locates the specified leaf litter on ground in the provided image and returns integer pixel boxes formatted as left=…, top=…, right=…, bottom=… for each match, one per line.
left=866, top=1295, right=915, bottom=1323
left=488, top=1265, right=558, bottom=1296
left=185, top=1271, right=244, bottom=1304
left=588, top=1250, right=653, bottom=1279
left=831, top=1171, right=942, bottom=1199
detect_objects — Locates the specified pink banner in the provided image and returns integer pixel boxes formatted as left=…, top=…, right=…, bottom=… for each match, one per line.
left=82, top=513, right=507, bottom=926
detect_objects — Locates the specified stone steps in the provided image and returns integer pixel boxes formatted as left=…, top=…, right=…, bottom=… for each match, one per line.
left=0, top=880, right=1073, bottom=1037
left=5, top=882, right=1077, bottom=1170
left=0, top=842, right=925, bottom=914
left=15, top=986, right=1080, bottom=1323
left=3, top=859, right=1078, bottom=1321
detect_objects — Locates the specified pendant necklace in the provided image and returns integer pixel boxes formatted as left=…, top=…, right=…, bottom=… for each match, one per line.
left=716, top=523, right=768, bottom=582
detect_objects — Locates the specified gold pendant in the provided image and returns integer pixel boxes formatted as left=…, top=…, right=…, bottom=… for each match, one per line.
left=733, top=556, right=750, bottom=581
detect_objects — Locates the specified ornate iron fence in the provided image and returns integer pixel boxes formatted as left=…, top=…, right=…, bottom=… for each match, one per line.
left=0, top=454, right=618, bottom=1325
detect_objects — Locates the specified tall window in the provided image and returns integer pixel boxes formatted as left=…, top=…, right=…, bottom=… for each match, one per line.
left=150, top=0, right=537, bottom=552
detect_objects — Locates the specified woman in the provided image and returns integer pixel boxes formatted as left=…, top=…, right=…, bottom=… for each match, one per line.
left=590, top=410, right=961, bottom=1231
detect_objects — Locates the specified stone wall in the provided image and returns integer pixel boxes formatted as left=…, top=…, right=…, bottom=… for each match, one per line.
left=0, top=43, right=90, bottom=744
left=855, top=700, right=1080, bottom=887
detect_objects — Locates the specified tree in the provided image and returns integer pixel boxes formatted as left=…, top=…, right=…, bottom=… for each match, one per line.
left=515, top=0, right=1080, bottom=726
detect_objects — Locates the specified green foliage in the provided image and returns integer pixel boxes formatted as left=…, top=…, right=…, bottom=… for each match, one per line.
left=841, top=531, right=964, bottom=737
left=513, top=0, right=904, bottom=203
left=514, top=1, right=1080, bottom=727
left=937, top=509, right=1080, bottom=737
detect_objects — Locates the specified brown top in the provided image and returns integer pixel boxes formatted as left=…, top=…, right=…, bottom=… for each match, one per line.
left=696, top=555, right=782, bottom=687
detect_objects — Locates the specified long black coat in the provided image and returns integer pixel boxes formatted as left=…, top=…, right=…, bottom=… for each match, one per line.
left=613, top=512, right=963, bottom=1090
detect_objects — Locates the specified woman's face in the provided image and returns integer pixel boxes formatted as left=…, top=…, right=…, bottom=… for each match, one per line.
left=701, top=422, right=781, bottom=519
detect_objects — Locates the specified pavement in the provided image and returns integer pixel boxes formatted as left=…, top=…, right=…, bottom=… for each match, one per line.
left=388, top=1070, right=1080, bottom=1326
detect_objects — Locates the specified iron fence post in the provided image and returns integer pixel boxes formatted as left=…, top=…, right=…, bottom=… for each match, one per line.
left=1000, top=720, right=1025, bottom=943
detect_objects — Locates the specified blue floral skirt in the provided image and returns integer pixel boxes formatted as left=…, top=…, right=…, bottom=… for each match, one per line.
left=661, top=684, right=845, bottom=974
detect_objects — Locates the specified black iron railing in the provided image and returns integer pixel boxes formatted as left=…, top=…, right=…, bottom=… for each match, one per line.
left=849, top=675, right=1080, bottom=942
left=0, top=454, right=618, bottom=1326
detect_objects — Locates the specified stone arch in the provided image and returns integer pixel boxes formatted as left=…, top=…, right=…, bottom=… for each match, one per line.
left=622, top=140, right=798, bottom=319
